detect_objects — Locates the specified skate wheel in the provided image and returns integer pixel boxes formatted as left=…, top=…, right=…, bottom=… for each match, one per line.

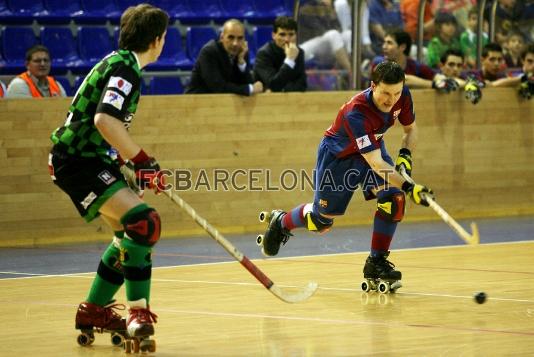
left=256, top=234, right=264, bottom=246
left=378, top=281, right=390, bottom=294
left=361, top=280, right=371, bottom=292
left=111, top=333, right=125, bottom=347
left=133, top=339, right=140, bottom=353
left=140, top=338, right=156, bottom=352
left=259, top=211, right=269, bottom=222
left=124, top=339, right=132, bottom=353
left=77, top=332, right=94, bottom=346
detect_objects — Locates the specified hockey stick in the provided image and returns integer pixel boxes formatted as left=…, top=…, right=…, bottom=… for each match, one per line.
left=120, top=166, right=318, bottom=303
left=399, top=168, right=480, bottom=245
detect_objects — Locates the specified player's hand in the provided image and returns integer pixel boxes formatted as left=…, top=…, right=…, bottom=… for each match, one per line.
left=518, top=72, right=533, bottom=100
left=395, top=148, right=412, bottom=176
left=131, top=150, right=166, bottom=194
left=402, top=182, right=434, bottom=207
left=284, top=42, right=299, bottom=61
left=464, top=77, right=483, bottom=104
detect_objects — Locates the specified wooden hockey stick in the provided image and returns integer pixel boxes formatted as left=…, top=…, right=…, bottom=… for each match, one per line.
left=121, top=165, right=318, bottom=303
left=400, top=168, right=480, bottom=245
left=161, top=189, right=318, bottom=303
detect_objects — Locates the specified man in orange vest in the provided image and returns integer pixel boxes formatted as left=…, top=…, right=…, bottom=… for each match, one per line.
left=6, top=45, right=67, bottom=98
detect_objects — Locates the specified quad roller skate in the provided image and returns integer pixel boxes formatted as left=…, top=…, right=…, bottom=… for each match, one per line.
left=256, top=210, right=293, bottom=256
left=124, top=299, right=158, bottom=354
left=75, top=301, right=127, bottom=347
left=361, top=252, right=402, bottom=294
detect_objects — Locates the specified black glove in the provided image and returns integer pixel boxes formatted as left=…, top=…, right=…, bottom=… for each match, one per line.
left=518, top=72, right=534, bottom=100
left=131, top=150, right=166, bottom=194
left=402, top=181, right=434, bottom=207
left=464, top=77, right=483, bottom=104
left=395, top=148, right=412, bottom=177
left=432, top=77, right=459, bottom=93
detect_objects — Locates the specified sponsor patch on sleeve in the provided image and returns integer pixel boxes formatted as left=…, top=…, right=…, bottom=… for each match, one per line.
left=108, top=76, right=132, bottom=95
left=102, top=90, right=125, bottom=110
left=356, top=135, right=371, bottom=149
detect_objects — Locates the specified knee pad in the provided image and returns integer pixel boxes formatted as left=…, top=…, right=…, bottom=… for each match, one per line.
left=304, top=204, right=334, bottom=233
left=376, top=192, right=406, bottom=222
left=123, top=207, right=161, bottom=246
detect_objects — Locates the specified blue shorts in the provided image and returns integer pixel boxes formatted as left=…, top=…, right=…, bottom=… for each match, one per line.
left=313, top=138, right=394, bottom=215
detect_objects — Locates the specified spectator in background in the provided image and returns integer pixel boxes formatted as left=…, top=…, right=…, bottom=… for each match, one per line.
left=488, top=0, right=534, bottom=47
left=463, top=42, right=508, bottom=84
left=439, top=48, right=465, bottom=82
left=400, top=0, right=435, bottom=43
left=334, top=0, right=375, bottom=59
left=186, top=19, right=263, bottom=96
left=517, top=44, right=534, bottom=99
left=503, top=32, right=525, bottom=68
left=426, top=11, right=461, bottom=68
left=372, top=30, right=458, bottom=92
left=460, top=7, right=488, bottom=68
left=368, top=0, right=404, bottom=55
left=433, top=0, right=475, bottom=31
left=0, top=80, right=6, bottom=98
left=6, top=45, right=67, bottom=98
left=253, top=16, right=307, bottom=92
left=298, top=0, right=352, bottom=75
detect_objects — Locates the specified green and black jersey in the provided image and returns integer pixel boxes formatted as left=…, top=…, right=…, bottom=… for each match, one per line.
left=51, top=50, right=141, bottom=163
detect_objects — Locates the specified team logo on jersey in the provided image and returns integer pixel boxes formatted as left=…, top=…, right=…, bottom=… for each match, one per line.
left=393, top=109, right=401, bottom=121
left=319, top=199, right=328, bottom=208
left=102, top=90, right=125, bottom=110
left=356, top=135, right=371, bottom=149
left=81, top=192, right=97, bottom=209
left=98, top=170, right=117, bottom=185
left=108, top=76, right=132, bottom=95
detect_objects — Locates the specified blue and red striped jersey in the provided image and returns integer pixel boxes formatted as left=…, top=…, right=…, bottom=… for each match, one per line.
left=323, top=86, right=415, bottom=158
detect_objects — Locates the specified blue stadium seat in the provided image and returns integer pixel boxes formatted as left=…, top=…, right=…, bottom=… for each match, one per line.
left=253, top=26, right=273, bottom=50
left=73, top=75, right=85, bottom=93
left=76, top=0, right=120, bottom=24
left=54, top=76, right=72, bottom=96
left=1, top=27, right=38, bottom=74
left=41, top=27, right=83, bottom=74
left=40, top=0, right=82, bottom=24
left=146, top=27, right=193, bottom=71
left=115, top=0, right=138, bottom=12
left=219, top=0, right=256, bottom=21
left=252, top=0, right=290, bottom=23
left=77, top=27, right=113, bottom=73
left=246, top=31, right=257, bottom=65
left=150, top=0, right=193, bottom=22
left=0, top=0, right=47, bottom=24
left=148, top=76, right=184, bottom=95
left=186, top=27, right=218, bottom=62
left=183, top=0, right=224, bottom=23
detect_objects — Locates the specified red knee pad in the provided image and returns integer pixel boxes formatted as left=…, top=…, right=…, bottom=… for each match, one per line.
left=377, top=192, right=406, bottom=222
left=123, top=208, right=161, bottom=246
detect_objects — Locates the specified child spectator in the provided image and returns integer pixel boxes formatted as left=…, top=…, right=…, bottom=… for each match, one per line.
left=503, top=32, right=525, bottom=68
left=426, top=11, right=461, bottom=68
left=460, top=7, right=488, bottom=68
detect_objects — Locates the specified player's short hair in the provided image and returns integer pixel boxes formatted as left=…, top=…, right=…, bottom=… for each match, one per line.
left=521, top=44, right=534, bottom=60
left=371, top=60, right=405, bottom=85
left=467, top=7, right=478, bottom=19
left=482, top=42, right=503, bottom=58
left=386, top=30, right=412, bottom=56
left=273, top=16, right=298, bottom=33
left=440, top=48, right=464, bottom=64
left=435, top=11, right=457, bottom=27
left=119, top=3, right=169, bottom=52
left=25, top=45, right=50, bottom=62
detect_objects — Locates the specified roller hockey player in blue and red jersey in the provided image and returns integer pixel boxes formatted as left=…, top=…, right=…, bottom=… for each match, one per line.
left=259, top=61, right=434, bottom=292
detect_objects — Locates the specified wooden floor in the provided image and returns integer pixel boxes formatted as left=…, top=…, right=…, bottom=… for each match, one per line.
left=1, top=242, right=533, bottom=356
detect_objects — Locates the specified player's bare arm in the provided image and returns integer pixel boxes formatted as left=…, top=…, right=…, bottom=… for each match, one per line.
left=94, top=113, right=142, bottom=159
left=362, top=148, right=407, bottom=190
left=400, top=121, right=417, bottom=152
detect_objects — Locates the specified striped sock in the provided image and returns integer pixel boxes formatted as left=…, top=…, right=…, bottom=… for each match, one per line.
left=281, top=204, right=307, bottom=231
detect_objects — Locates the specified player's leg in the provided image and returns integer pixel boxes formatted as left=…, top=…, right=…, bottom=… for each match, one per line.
left=99, top=188, right=160, bottom=338
left=362, top=143, right=403, bottom=282
left=262, top=140, right=353, bottom=256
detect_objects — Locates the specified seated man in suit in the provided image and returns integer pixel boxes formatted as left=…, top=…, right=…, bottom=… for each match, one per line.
left=186, top=19, right=263, bottom=96
left=253, top=16, right=307, bottom=92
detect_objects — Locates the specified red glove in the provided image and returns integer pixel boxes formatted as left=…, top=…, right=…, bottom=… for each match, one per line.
left=131, top=150, right=166, bottom=194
